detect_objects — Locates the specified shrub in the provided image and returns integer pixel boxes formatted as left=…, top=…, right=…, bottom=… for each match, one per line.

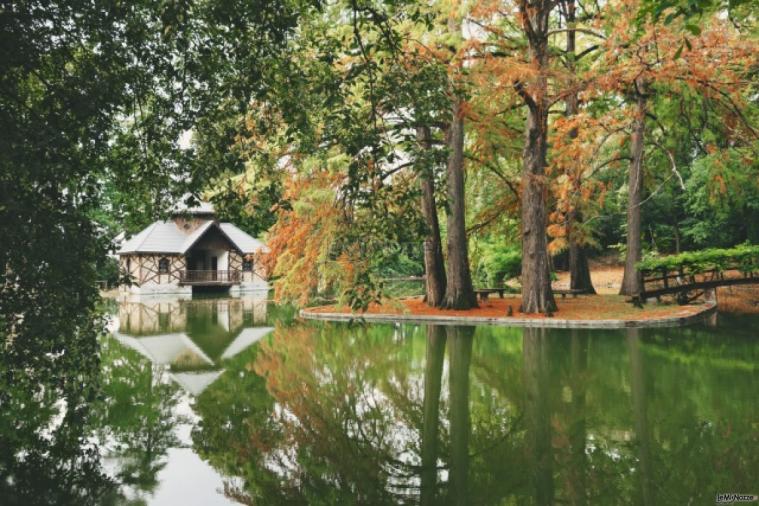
left=637, top=243, right=759, bottom=275
left=478, top=243, right=522, bottom=286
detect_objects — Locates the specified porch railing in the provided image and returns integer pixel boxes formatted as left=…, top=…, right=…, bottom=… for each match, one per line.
left=179, top=270, right=241, bottom=284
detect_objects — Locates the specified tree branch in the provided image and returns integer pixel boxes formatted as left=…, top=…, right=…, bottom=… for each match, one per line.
left=464, top=153, right=520, bottom=198
left=546, top=27, right=606, bottom=39
left=513, top=80, right=537, bottom=110
left=650, top=139, right=685, bottom=190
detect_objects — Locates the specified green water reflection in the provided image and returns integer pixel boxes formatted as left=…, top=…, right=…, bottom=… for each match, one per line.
left=1, top=296, right=758, bottom=505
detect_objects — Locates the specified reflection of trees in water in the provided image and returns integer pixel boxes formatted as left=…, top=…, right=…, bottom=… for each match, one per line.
left=190, top=336, right=275, bottom=501
left=3, top=292, right=759, bottom=504
left=187, top=321, right=759, bottom=505
left=621, top=326, right=759, bottom=505
left=190, top=323, right=519, bottom=504
left=95, top=337, right=184, bottom=497
left=565, top=331, right=589, bottom=506
left=250, top=323, right=414, bottom=504
left=0, top=333, right=118, bottom=505
left=523, top=327, right=554, bottom=506
left=419, top=326, right=445, bottom=506
left=627, top=329, right=653, bottom=506
left=619, top=326, right=759, bottom=505
left=448, top=326, right=474, bottom=506
left=0, top=330, right=186, bottom=505
left=190, top=322, right=516, bottom=504
left=192, top=322, right=428, bottom=503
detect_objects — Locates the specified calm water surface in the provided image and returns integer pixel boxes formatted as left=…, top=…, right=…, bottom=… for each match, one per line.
left=2, top=294, right=758, bottom=505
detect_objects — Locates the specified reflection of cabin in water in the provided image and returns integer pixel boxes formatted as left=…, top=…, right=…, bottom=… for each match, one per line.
left=114, top=295, right=272, bottom=395
left=117, top=199, right=269, bottom=296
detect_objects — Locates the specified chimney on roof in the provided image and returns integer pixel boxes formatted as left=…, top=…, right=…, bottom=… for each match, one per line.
left=171, top=195, right=216, bottom=233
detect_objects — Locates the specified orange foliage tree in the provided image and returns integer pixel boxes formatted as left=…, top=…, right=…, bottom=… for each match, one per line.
left=548, top=0, right=757, bottom=295
left=263, top=171, right=370, bottom=306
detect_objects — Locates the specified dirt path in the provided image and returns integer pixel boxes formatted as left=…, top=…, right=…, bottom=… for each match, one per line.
left=555, top=264, right=759, bottom=314
left=554, top=266, right=624, bottom=295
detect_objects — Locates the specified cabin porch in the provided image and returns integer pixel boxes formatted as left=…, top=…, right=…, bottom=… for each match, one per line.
left=178, top=269, right=241, bottom=286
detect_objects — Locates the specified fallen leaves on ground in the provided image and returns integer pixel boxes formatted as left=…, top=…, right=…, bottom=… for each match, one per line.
left=307, top=294, right=708, bottom=321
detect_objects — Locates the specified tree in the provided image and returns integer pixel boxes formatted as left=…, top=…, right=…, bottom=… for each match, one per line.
left=620, top=79, right=649, bottom=295
left=561, top=0, right=597, bottom=294
left=444, top=72, right=479, bottom=308
left=514, top=0, right=560, bottom=313
left=246, top=1, right=479, bottom=309
left=585, top=4, right=758, bottom=295
left=539, top=0, right=757, bottom=296
left=418, top=127, right=448, bottom=306
left=264, top=171, right=355, bottom=306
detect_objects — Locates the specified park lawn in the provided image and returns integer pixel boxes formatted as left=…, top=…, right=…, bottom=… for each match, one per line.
left=307, top=294, right=708, bottom=321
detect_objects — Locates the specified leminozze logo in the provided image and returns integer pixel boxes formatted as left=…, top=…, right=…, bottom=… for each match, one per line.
left=716, top=493, right=758, bottom=504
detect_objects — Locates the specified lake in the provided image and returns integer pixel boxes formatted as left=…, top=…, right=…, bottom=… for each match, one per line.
left=1, top=293, right=758, bottom=505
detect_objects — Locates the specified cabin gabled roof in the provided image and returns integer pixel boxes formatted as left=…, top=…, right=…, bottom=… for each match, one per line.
left=117, top=219, right=267, bottom=255
left=117, top=221, right=189, bottom=254
left=218, top=223, right=267, bottom=254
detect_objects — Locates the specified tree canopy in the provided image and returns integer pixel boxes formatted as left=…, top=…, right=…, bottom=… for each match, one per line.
left=0, top=0, right=757, bottom=330
left=237, top=0, right=757, bottom=311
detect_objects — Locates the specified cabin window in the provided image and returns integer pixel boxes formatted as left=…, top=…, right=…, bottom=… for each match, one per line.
left=242, top=259, right=253, bottom=272
left=158, top=257, right=170, bottom=274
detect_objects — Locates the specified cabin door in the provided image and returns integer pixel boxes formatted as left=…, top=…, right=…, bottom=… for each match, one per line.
left=211, top=256, right=218, bottom=280
left=188, top=253, right=204, bottom=271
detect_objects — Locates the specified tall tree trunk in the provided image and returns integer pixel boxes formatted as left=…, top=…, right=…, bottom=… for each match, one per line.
left=565, top=0, right=596, bottom=295
left=420, top=325, right=446, bottom=506
left=448, top=326, right=474, bottom=506
left=443, top=100, right=477, bottom=309
left=417, top=127, right=447, bottom=307
left=442, top=12, right=476, bottom=310
left=620, top=80, right=647, bottom=296
left=519, top=9, right=557, bottom=314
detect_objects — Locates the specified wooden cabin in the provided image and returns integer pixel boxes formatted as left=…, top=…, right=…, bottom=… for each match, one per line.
left=117, top=200, right=268, bottom=296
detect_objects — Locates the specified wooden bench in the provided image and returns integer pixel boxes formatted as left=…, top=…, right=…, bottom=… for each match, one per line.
left=553, top=288, right=587, bottom=299
left=475, top=288, right=506, bottom=301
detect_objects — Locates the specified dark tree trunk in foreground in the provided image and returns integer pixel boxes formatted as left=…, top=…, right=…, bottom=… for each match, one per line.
left=417, top=127, right=447, bottom=307
left=448, top=326, right=474, bottom=506
left=517, top=1, right=557, bottom=314
left=420, top=326, right=446, bottom=506
left=620, top=80, right=647, bottom=296
left=443, top=101, right=477, bottom=309
left=565, top=0, right=596, bottom=295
